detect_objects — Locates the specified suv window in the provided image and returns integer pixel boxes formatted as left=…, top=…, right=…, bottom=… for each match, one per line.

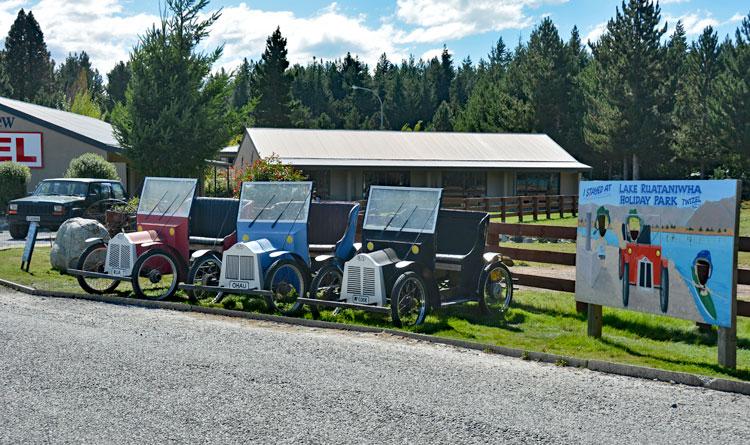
left=88, top=183, right=101, bottom=200
left=100, top=183, right=112, bottom=200
left=112, top=183, right=125, bottom=200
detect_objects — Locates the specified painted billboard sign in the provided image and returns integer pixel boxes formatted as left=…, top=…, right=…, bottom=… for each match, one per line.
left=0, top=132, right=43, bottom=168
left=575, top=180, right=739, bottom=327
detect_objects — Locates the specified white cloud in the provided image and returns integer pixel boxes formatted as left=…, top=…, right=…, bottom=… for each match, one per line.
left=395, top=0, right=567, bottom=43
left=204, top=2, right=408, bottom=72
left=420, top=47, right=451, bottom=61
left=0, top=0, right=158, bottom=74
left=584, top=21, right=607, bottom=43
left=728, top=13, right=746, bottom=24
left=664, top=10, right=719, bottom=35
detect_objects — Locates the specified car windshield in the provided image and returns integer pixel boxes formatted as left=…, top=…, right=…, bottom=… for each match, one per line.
left=238, top=182, right=312, bottom=223
left=137, top=177, right=197, bottom=218
left=34, top=181, right=88, bottom=197
left=363, top=186, right=442, bottom=233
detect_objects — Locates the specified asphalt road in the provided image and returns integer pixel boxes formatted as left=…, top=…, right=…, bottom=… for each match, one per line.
left=1, top=290, right=748, bottom=444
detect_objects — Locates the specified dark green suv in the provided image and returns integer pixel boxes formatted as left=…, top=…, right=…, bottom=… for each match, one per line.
left=7, top=178, right=127, bottom=239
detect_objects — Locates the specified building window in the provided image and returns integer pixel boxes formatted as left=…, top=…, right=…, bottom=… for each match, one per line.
left=442, top=171, right=487, bottom=198
left=363, top=170, right=410, bottom=198
left=516, top=172, right=560, bottom=195
left=304, top=169, right=331, bottom=200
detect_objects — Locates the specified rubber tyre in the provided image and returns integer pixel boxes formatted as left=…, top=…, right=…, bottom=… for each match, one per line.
left=131, top=248, right=182, bottom=300
left=264, top=259, right=309, bottom=316
left=391, top=271, right=428, bottom=328
left=186, top=253, right=223, bottom=303
left=308, top=264, right=344, bottom=319
left=660, top=266, right=669, bottom=313
left=478, top=262, right=513, bottom=315
left=622, top=262, right=630, bottom=307
left=9, top=223, right=28, bottom=240
left=76, top=241, right=120, bottom=294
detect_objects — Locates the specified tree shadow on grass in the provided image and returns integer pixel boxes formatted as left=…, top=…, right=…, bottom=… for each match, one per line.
left=510, top=300, right=587, bottom=322
left=599, top=336, right=750, bottom=381
left=601, top=313, right=750, bottom=350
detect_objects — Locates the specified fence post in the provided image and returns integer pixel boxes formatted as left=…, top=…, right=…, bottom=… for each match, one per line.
left=518, top=197, right=524, bottom=223
left=545, top=196, right=551, bottom=220
left=559, top=196, right=564, bottom=218
left=572, top=195, right=578, bottom=216
left=587, top=304, right=603, bottom=338
left=532, top=196, right=538, bottom=221
left=500, top=197, right=507, bottom=223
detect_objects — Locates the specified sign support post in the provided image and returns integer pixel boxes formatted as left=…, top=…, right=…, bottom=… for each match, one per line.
left=718, top=181, right=741, bottom=369
left=587, top=304, right=602, bottom=338
left=20, top=221, right=39, bottom=272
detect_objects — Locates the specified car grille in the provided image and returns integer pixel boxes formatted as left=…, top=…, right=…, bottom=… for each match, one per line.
left=346, top=266, right=376, bottom=297
left=225, top=255, right=254, bottom=280
left=16, top=202, right=55, bottom=216
left=107, top=243, right=131, bottom=271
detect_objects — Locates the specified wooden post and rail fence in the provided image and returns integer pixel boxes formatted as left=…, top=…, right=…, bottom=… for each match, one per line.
left=483, top=221, right=750, bottom=319
left=356, top=193, right=748, bottom=319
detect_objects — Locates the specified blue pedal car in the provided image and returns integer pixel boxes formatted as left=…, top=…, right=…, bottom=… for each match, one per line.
left=182, top=181, right=360, bottom=316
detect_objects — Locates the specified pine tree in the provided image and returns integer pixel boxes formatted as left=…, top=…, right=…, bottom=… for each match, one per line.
left=584, top=0, right=668, bottom=179
left=673, top=26, right=724, bottom=178
left=105, top=61, right=131, bottom=112
left=232, top=58, right=253, bottom=110
left=111, top=0, right=231, bottom=178
left=430, top=101, right=453, bottom=131
left=3, top=10, right=55, bottom=104
left=450, top=56, right=476, bottom=107
left=436, top=46, right=453, bottom=105
left=56, top=52, right=104, bottom=106
left=718, top=13, right=750, bottom=173
left=253, top=27, right=292, bottom=127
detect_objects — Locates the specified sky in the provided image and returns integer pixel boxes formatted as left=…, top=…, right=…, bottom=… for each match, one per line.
left=0, top=0, right=746, bottom=75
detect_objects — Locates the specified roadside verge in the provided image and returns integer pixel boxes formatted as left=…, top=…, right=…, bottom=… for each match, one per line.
left=1, top=277, right=748, bottom=396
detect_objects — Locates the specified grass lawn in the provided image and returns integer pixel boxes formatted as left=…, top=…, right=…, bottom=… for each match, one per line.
left=1, top=247, right=747, bottom=381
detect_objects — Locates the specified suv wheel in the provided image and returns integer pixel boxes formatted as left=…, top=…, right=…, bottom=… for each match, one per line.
left=8, top=223, right=28, bottom=240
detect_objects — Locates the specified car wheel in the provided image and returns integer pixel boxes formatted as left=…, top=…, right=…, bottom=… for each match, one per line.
left=264, top=259, right=308, bottom=316
left=660, top=266, right=669, bottom=313
left=622, top=262, right=630, bottom=307
left=478, top=262, right=513, bottom=315
left=132, top=248, right=182, bottom=300
left=9, top=223, right=28, bottom=240
left=76, top=241, right=120, bottom=294
left=308, top=264, right=343, bottom=319
left=391, top=271, right=428, bottom=328
left=186, top=253, right=223, bottom=303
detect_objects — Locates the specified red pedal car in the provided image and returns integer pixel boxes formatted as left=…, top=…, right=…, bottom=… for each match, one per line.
left=618, top=210, right=669, bottom=313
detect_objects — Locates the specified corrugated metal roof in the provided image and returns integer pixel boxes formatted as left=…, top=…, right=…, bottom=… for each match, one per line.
left=0, top=96, right=120, bottom=151
left=246, top=128, right=590, bottom=170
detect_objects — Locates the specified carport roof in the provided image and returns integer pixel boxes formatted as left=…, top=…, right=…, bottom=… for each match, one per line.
left=0, top=96, right=120, bottom=152
left=244, top=128, right=591, bottom=171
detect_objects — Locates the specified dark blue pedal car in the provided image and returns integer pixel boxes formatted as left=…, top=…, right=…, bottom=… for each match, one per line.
left=299, top=186, right=514, bottom=326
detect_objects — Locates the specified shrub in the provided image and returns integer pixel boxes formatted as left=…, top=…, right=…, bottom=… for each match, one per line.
left=0, top=162, right=31, bottom=210
left=233, top=154, right=305, bottom=197
left=64, top=153, right=119, bottom=180
left=111, top=196, right=139, bottom=214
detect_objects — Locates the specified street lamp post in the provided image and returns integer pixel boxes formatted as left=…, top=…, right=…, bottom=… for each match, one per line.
left=351, top=85, right=384, bottom=130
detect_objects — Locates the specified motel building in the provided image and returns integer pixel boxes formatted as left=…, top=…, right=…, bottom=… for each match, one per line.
left=0, top=97, right=134, bottom=193
left=234, top=128, right=591, bottom=200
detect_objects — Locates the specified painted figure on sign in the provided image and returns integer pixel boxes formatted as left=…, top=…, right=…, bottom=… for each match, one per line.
left=692, top=250, right=717, bottom=319
left=618, top=209, right=670, bottom=313
left=594, top=206, right=610, bottom=259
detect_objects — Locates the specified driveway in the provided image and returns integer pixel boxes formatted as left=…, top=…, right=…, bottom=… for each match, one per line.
left=0, top=290, right=748, bottom=444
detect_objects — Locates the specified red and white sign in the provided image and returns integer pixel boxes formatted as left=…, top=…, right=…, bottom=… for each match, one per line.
left=0, top=132, right=43, bottom=168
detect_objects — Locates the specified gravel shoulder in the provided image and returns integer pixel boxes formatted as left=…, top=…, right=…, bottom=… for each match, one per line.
left=1, top=289, right=749, bottom=444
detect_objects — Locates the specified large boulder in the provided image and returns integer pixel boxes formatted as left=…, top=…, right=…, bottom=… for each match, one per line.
left=50, top=218, right=110, bottom=272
